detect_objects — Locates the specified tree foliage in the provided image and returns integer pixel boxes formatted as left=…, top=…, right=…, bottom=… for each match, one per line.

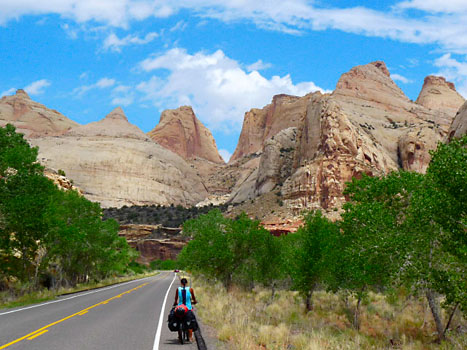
left=287, top=211, right=339, bottom=311
left=179, top=210, right=283, bottom=289
left=178, top=135, right=466, bottom=342
left=0, top=124, right=134, bottom=290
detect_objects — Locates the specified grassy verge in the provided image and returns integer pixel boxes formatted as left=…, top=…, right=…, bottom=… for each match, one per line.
left=0, top=271, right=159, bottom=309
left=192, top=278, right=466, bottom=350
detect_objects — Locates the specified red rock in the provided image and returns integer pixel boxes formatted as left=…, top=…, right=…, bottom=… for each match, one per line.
left=148, top=106, right=224, bottom=164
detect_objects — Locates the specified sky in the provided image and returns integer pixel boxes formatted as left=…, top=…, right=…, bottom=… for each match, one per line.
left=1, top=1, right=467, bottom=162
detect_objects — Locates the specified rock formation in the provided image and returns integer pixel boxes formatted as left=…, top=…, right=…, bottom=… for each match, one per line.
left=31, top=107, right=208, bottom=208
left=0, top=89, right=78, bottom=137
left=230, top=94, right=312, bottom=162
left=448, top=101, right=467, bottom=140
left=4, top=60, right=464, bottom=223
left=228, top=61, right=463, bottom=218
left=148, top=106, right=224, bottom=164
left=416, top=76, right=465, bottom=118
left=282, top=96, right=398, bottom=212
left=398, top=127, right=443, bottom=173
left=118, top=224, right=187, bottom=264
left=44, top=168, right=83, bottom=194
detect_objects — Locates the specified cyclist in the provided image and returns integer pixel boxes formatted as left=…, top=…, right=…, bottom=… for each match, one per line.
left=174, top=277, right=197, bottom=342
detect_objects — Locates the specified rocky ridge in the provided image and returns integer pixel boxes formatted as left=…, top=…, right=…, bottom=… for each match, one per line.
left=227, top=61, right=465, bottom=219
left=0, top=89, right=78, bottom=137
left=448, top=101, right=467, bottom=140
left=416, top=76, right=465, bottom=118
left=30, top=107, right=208, bottom=208
left=148, top=106, right=224, bottom=164
left=2, top=60, right=465, bottom=222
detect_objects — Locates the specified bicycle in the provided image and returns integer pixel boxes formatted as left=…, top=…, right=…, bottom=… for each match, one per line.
left=178, top=321, right=190, bottom=344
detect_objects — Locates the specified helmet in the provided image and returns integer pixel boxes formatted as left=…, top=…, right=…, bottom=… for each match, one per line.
left=175, top=304, right=188, bottom=318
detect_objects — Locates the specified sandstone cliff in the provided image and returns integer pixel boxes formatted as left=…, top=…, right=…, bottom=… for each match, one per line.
left=0, top=89, right=78, bottom=137
left=148, top=106, right=224, bottom=164
left=31, top=107, right=209, bottom=208
left=448, top=101, right=467, bottom=140
left=44, top=168, right=83, bottom=194
left=228, top=61, right=462, bottom=219
left=118, top=224, right=187, bottom=264
left=416, top=76, right=465, bottom=119
left=230, top=94, right=312, bottom=162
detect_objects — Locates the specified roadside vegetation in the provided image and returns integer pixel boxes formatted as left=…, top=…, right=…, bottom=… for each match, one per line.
left=0, top=124, right=139, bottom=306
left=0, top=271, right=158, bottom=309
left=179, top=135, right=467, bottom=348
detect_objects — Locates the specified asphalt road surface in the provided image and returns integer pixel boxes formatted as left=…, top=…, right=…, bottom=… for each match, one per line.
left=0, top=272, right=199, bottom=350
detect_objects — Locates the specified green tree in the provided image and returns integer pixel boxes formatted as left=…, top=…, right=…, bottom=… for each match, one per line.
left=0, top=124, right=55, bottom=283
left=178, top=210, right=233, bottom=288
left=338, top=172, right=424, bottom=328
left=341, top=145, right=466, bottom=340
left=287, top=211, right=339, bottom=311
left=179, top=210, right=285, bottom=290
left=45, top=189, right=133, bottom=286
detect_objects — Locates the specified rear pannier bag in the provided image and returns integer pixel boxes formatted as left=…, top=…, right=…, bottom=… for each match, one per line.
left=167, top=308, right=179, bottom=331
left=185, top=310, right=198, bottom=331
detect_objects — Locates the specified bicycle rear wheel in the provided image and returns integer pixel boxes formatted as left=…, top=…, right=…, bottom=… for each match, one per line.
left=178, top=325, right=184, bottom=344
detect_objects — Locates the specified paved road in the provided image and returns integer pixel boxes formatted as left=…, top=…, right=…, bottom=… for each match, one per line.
left=0, top=272, right=198, bottom=350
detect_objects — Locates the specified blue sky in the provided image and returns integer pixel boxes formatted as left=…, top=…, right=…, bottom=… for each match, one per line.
left=1, top=1, right=467, bottom=161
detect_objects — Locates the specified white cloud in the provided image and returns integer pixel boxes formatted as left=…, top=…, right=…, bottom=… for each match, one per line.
left=1, top=1, right=467, bottom=55
left=391, top=74, right=412, bottom=84
left=433, top=53, right=467, bottom=97
left=24, top=79, right=51, bottom=95
left=395, top=0, right=467, bottom=13
left=0, top=88, right=16, bottom=98
left=103, top=32, right=158, bottom=52
left=111, top=85, right=134, bottom=106
left=95, top=77, right=116, bottom=88
left=218, top=149, right=232, bottom=162
left=1, top=79, right=51, bottom=97
left=170, top=20, right=187, bottom=32
left=137, top=48, right=328, bottom=132
left=61, top=23, right=78, bottom=39
left=73, top=77, right=116, bottom=96
left=247, top=59, right=272, bottom=72
left=112, top=96, right=134, bottom=106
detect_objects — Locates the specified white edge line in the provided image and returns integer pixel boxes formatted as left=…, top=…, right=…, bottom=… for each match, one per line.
left=0, top=275, right=157, bottom=317
left=153, top=273, right=177, bottom=350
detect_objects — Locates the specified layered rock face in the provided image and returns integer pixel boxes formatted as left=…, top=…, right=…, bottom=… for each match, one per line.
left=31, top=107, right=208, bottom=208
left=230, top=94, right=312, bottom=162
left=229, top=61, right=462, bottom=217
left=0, top=89, right=78, bottom=137
left=148, top=106, right=224, bottom=164
left=283, top=97, right=398, bottom=212
left=448, top=101, right=467, bottom=140
left=118, top=224, right=187, bottom=264
left=44, top=169, right=83, bottom=194
left=416, top=76, right=465, bottom=119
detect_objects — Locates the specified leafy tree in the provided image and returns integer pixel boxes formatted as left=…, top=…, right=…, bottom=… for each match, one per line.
left=340, top=142, right=466, bottom=340
left=179, top=210, right=284, bottom=290
left=45, top=189, right=134, bottom=286
left=287, top=211, right=339, bottom=311
left=178, top=210, right=233, bottom=288
left=338, top=172, right=424, bottom=328
left=0, top=124, right=56, bottom=283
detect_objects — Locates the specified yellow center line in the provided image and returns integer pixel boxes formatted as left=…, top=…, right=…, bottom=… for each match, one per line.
left=0, top=276, right=162, bottom=350
left=27, top=330, right=49, bottom=341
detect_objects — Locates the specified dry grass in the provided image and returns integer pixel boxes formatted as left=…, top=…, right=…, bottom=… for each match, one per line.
left=192, top=278, right=466, bottom=350
left=0, top=271, right=158, bottom=308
